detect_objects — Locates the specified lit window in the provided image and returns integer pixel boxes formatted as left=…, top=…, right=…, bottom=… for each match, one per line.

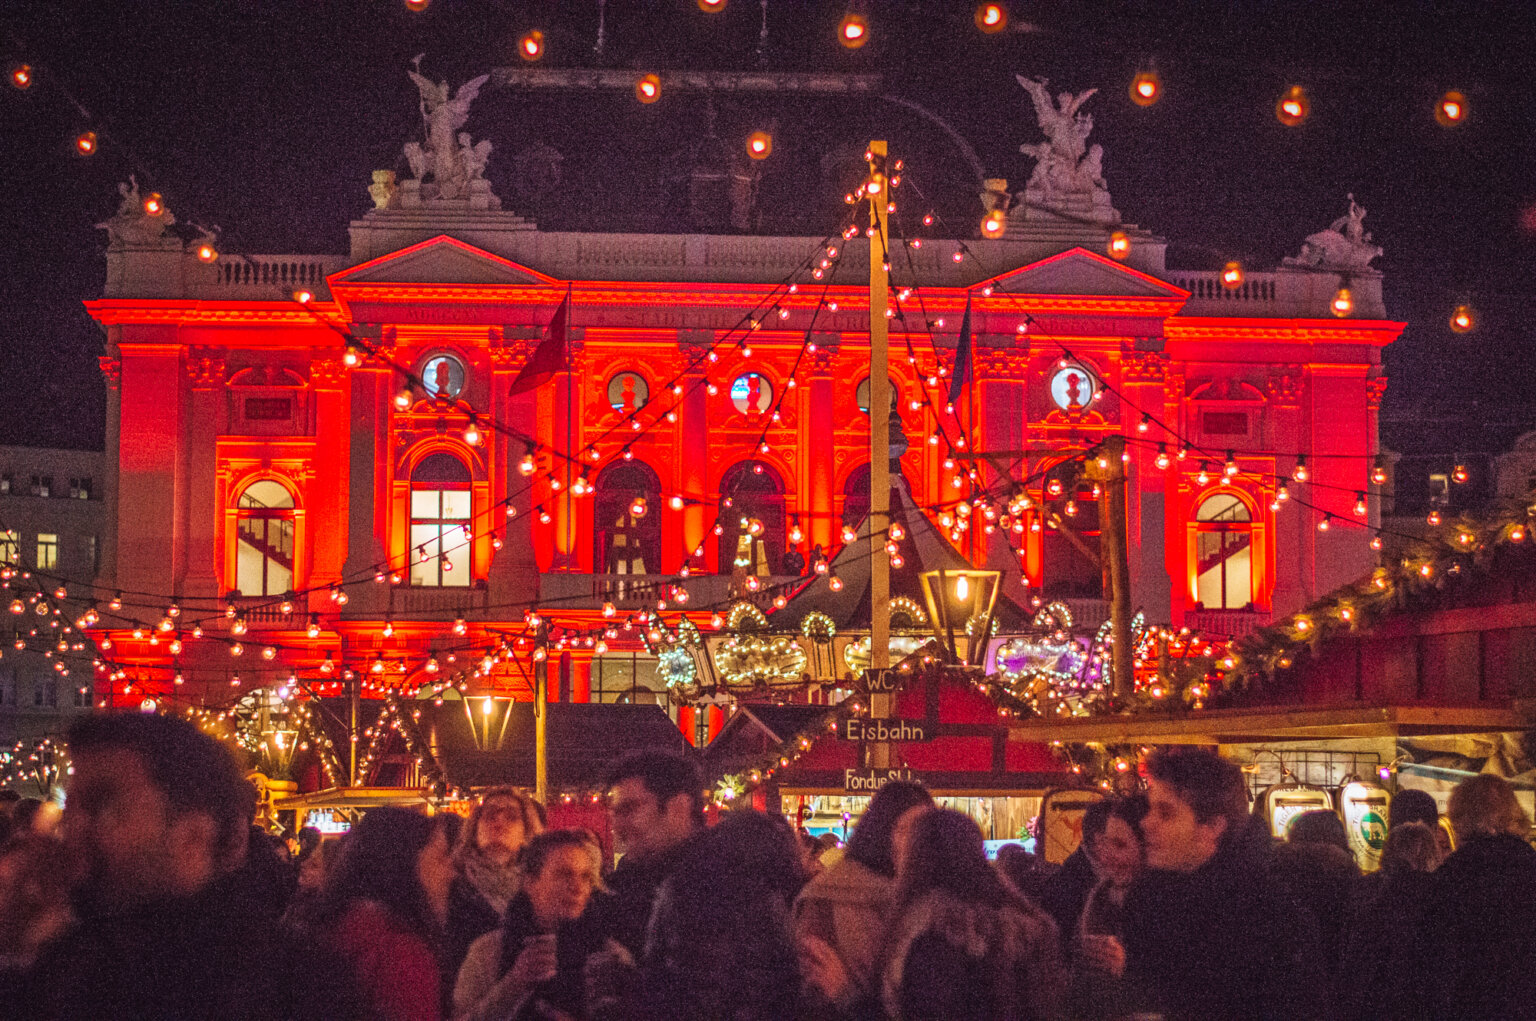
left=718, top=460, right=785, bottom=575
left=235, top=480, right=295, bottom=596
left=1195, top=493, right=1253, bottom=611
left=607, top=372, right=649, bottom=413
left=730, top=373, right=773, bottom=415
left=36, top=533, right=58, bottom=570
left=0, top=528, right=16, bottom=565
left=0, top=473, right=11, bottom=494
left=855, top=376, right=900, bottom=414
left=595, top=461, right=661, bottom=575
left=410, top=453, right=471, bottom=588
left=1050, top=364, right=1096, bottom=411
left=421, top=353, right=467, bottom=400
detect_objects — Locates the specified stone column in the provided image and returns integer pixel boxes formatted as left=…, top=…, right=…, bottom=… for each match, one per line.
left=974, top=343, right=1028, bottom=593
left=1123, top=351, right=1173, bottom=622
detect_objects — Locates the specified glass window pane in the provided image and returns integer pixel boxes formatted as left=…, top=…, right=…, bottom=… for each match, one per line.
left=1196, top=493, right=1250, bottom=522
left=440, top=490, right=471, bottom=519
left=411, top=490, right=441, bottom=519
left=410, top=525, right=440, bottom=587
left=240, top=480, right=294, bottom=509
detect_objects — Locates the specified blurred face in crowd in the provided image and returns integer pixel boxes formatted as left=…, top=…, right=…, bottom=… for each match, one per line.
left=416, top=825, right=456, bottom=924
left=608, top=778, right=693, bottom=859
left=476, top=796, right=531, bottom=863
left=890, top=806, right=930, bottom=877
left=62, top=747, right=225, bottom=911
left=1142, top=779, right=1225, bottom=873
left=1088, top=816, right=1144, bottom=887
left=525, top=844, right=600, bottom=928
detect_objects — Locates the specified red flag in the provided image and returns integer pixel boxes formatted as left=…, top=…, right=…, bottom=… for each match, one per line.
left=509, top=287, right=570, bottom=396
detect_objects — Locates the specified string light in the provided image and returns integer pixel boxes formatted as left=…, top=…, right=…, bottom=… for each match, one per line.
left=1331, top=286, right=1353, bottom=317
left=1221, top=261, right=1244, bottom=289
left=1292, top=456, right=1309, bottom=483
left=518, top=30, right=546, bottom=61
left=75, top=131, right=98, bottom=156
left=837, top=11, right=870, bottom=48
left=1129, top=69, right=1161, bottom=106
left=980, top=209, right=1006, bottom=238
left=974, top=4, right=1007, bottom=32
left=1436, top=90, right=1467, bottom=126
left=1449, top=303, right=1475, bottom=333
left=746, top=130, right=773, bottom=159
left=1276, top=85, right=1309, bottom=126
left=635, top=73, right=661, bottom=104
left=1107, top=231, right=1130, bottom=260
left=697, top=0, right=726, bottom=10
left=10, top=65, right=32, bottom=90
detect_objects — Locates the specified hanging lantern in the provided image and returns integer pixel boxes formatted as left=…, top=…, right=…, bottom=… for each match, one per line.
left=1106, top=231, right=1130, bottom=260
left=518, top=30, right=546, bottom=61
left=1435, top=90, right=1467, bottom=127
left=1449, top=303, right=1475, bottom=333
left=1275, top=85, right=1309, bottom=126
left=635, top=73, right=661, bottom=104
left=837, top=12, right=870, bottom=48
left=1129, top=69, right=1160, bottom=106
left=1221, top=261, right=1244, bottom=289
left=746, top=130, right=773, bottom=159
left=974, top=4, right=1007, bottom=33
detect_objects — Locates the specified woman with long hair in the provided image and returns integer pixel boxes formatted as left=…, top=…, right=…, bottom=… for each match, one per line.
left=882, top=808, right=1062, bottom=1021
left=317, top=807, right=457, bottom=1021
left=445, top=789, right=545, bottom=981
left=794, top=779, right=933, bottom=1016
left=452, top=829, right=606, bottom=1021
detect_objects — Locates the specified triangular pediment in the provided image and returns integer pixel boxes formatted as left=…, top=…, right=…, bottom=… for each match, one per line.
left=992, top=247, right=1187, bottom=300
left=330, top=235, right=558, bottom=288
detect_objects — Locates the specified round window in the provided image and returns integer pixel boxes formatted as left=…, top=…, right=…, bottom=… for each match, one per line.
left=421, top=353, right=467, bottom=399
left=730, top=372, right=773, bottom=415
left=855, top=376, right=901, bottom=414
left=607, top=372, right=649, bottom=412
left=1049, top=363, right=1096, bottom=411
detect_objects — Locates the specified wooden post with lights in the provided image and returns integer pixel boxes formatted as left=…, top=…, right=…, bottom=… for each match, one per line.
left=534, top=628, right=549, bottom=802
left=867, top=140, right=893, bottom=769
left=1092, top=436, right=1135, bottom=697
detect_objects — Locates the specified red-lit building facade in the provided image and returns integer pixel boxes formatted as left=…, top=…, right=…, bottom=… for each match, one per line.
left=84, top=197, right=1401, bottom=740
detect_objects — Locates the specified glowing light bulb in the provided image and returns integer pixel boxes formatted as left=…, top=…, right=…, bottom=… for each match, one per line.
left=518, top=30, right=545, bottom=61
left=1221, top=261, right=1244, bottom=289
left=1130, top=69, right=1160, bottom=106
left=1449, top=304, right=1475, bottom=333
left=980, top=209, right=1006, bottom=238
left=628, top=496, right=647, bottom=519
left=1371, top=457, right=1388, bottom=485
left=76, top=131, right=98, bottom=156
left=955, top=574, right=970, bottom=600
left=404, top=0, right=428, bottom=9
left=1292, top=456, right=1309, bottom=483
left=463, top=422, right=480, bottom=445
left=974, top=3, right=1007, bottom=32
left=394, top=388, right=412, bottom=410
left=10, top=64, right=32, bottom=89
left=519, top=453, right=536, bottom=475
left=1452, top=464, right=1469, bottom=484
left=142, top=192, right=165, bottom=216
left=1107, top=231, right=1130, bottom=260
left=746, top=130, right=773, bottom=159
left=196, top=242, right=218, bottom=263
left=1276, top=85, right=1309, bottom=126
left=635, top=73, right=661, bottom=104
left=1436, top=90, right=1467, bottom=127
left=1155, top=446, right=1171, bottom=470
left=697, top=0, right=726, bottom=10
left=1317, top=515, right=1331, bottom=532
left=1331, top=287, right=1353, bottom=317
left=1354, top=493, right=1368, bottom=516
left=837, top=12, right=870, bottom=48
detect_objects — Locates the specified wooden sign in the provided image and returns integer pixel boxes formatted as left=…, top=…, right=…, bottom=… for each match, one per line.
left=843, top=767, right=920, bottom=792
left=840, top=717, right=932, bottom=743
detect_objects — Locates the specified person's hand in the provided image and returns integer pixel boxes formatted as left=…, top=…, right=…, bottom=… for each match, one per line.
left=798, top=935, right=853, bottom=1004
left=583, top=937, right=636, bottom=1006
left=509, top=934, right=558, bottom=988
left=1078, top=934, right=1126, bottom=977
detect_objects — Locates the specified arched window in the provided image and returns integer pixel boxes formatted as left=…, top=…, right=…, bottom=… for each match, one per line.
left=842, top=464, right=871, bottom=531
left=1194, top=492, right=1253, bottom=610
left=595, top=461, right=662, bottom=575
left=718, top=460, right=785, bottom=576
left=235, top=480, right=295, bottom=596
left=410, top=453, right=471, bottom=588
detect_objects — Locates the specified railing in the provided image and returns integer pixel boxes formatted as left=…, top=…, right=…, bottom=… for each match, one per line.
left=1170, top=272, right=1279, bottom=304
left=188, top=255, right=349, bottom=300
left=537, top=572, right=801, bottom=611
left=1186, top=608, right=1271, bottom=640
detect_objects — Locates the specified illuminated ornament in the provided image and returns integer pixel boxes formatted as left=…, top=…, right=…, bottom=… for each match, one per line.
left=142, top=192, right=165, bottom=216
left=1436, top=90, right=1467, bottom=127
left=1221, top=261, right=1244, bottom=289
left=10, top=64, right=32, bottom=89
left=518, top=30, right=546, bottom=61
left=1106, top=231, right=1130, bottom=260
left=975, top=3, right=1007, bottom=32
left=1449, top=304, right=1475, bottom=333
left=837, top=11, right=870, bottom=48
left=76, top=131, right=98, bottom=155
left=980, top=209, right=1006, bottom=238
left=1331, top=287, right=1353, bottom=317
left=1129, top=69, right=1160, bottom=106
left=746, top=130, right=773, bottom=159
left=635, top=73, right=661, bottom=104
left=1276, top=85, right=1309, bottom=126
left=1452, top=464, right=1469, bottom=484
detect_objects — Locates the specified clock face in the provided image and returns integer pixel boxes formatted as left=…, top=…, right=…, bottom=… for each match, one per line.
left=421, top=354, right=466, bottom=399
left=1050, top=364, right=1096, bottom=411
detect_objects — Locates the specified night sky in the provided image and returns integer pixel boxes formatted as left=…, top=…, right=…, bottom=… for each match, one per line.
left=3, top=1, right=1534, bottom=455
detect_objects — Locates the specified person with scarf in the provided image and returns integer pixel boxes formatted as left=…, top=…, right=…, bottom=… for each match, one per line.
left=446, top=789, right=545, bottom=987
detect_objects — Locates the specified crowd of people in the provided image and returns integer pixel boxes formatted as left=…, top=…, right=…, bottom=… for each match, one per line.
left=1, top=711, right=1534, bottom=1020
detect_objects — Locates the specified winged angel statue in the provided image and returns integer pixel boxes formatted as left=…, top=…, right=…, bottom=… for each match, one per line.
left=1016, top=76, right=1109, bottom=204
left=403, top=58, right=491, bottom=201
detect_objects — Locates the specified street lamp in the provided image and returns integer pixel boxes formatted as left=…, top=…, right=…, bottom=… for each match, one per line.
left=464, top=695, right=516, bottom=752
left=919, top=567, right=1000, bottom=666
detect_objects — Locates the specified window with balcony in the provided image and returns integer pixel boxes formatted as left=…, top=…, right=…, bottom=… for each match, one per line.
left=235, top=480, right=295, bottom=596
left=36, top=533, right=58, bottom=571
left=718, top=460, right=785, bottom=575
left=410, top=453, right=471, bottom=588
left=595, top=461, right=661, bottom=576
left=1195, top=492, right=1254, bottom=611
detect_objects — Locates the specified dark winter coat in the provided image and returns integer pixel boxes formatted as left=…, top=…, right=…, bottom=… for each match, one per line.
left=1035, top=845, right=1097, bottom=952
left=443, top=872, right=503, bottom=991
left=1120, top=818, right=1329, bottom=1021
left=587, top=836, right=700, bottom=958
left=1414, top=833, right=1536, bottom=1021
left=1337, top=865, right=1436, bottom=1021
left=452, top=890, right=609, bottom=1021
left=1270, top=840, right=1360, bottom=987
left=5, top=870, right=365, bottom=1021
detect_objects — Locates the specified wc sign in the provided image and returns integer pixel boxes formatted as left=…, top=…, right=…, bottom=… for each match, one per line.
left=861, top=668, right=903, bottom=693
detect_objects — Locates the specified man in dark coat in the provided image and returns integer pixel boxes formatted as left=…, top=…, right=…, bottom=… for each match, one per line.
left=1119, top=748, right=1327, bottom=1021
left=1414, top=774, right=1536, bottom=1021
left=1037, top=798, right=1111, bottom=949
left=0, top=713, right=362, bottom=1021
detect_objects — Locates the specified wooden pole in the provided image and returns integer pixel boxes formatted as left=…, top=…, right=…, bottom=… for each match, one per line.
left=534, top=650, right=549, bottom=802
left=868, top=141, right=892, bottom=769
left=1096, top=436, right=1135, bottom=696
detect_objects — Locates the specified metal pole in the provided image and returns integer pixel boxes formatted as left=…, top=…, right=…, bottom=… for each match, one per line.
left=348, top=672, right=359, bottom=786
left=867, top=141, right=892, bottom=769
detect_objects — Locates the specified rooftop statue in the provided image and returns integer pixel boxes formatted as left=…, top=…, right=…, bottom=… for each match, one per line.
left=1285, top=193, right=1383, bottom=271
left=1013, top=76, right=1117, bottom=225
left=401, top=58, right=497, bottom=205
left=95, top=175, right=178, bottom=248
